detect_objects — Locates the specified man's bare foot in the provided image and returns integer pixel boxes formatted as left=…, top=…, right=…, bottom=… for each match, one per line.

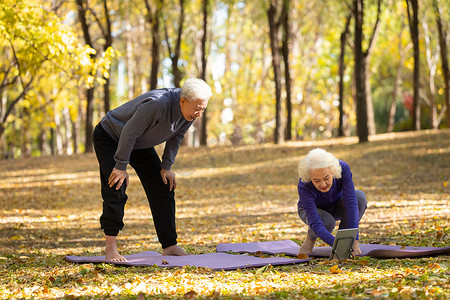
left=105, top=235, right=127, bottom=262
left=162, top=244, right=189, bottom=256
left=298, top=234, right=316, bottom=254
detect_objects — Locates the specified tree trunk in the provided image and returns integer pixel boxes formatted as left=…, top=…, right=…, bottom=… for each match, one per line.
left=76, top=0, right=95, bottom=153
left=84, top=87, right=94, bottom=153
left=282, top=0, right=292, bottom=141
left=434, top=0, right=449, bottom=128
left=72, top=105, right=80, bottom=154
left=338, top=14, right=351, bottom=137
left=406, top=0, right=420, bottom=130
left=353, top=0, right=369, bottom=143
left=63, top=107, right=73, bottom=155
left=164, top=0, right=185, bottom=88
left=126, top=21, right=135, bottom=100
left=353, top=0, right=381, bottom=141
left=20, top=109, right=31, bottom=158
left=144, top=0, right=163, bottom=90
left=54, top=109, right=63, bottom=156
left=268, top=0, right=284, bottom=144
left=388, top=24, right=408, bottom=132
left=422, top=21, right=439, bottom=129
left=365, top=64, right=375, bottom=135
left=102, top=0, right=113, bottom=113
left=200, top=0, right=208, bottom=146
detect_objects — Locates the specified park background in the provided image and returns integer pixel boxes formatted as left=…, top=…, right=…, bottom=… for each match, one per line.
left=1, top=0, right=449, bottom=299
left=1, top=0, right=449, bottom=157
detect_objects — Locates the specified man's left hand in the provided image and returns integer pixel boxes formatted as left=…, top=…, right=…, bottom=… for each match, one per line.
left=160, top=168, right=176, bottom=191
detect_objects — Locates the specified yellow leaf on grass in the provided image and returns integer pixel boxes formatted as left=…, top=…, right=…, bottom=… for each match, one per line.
left=11, top=235, right=22, bottom=240
left=297, top=253, right=308, bottom=259
left=443, top=181, right=448, bottom=188
left=330, top=265, right=342, bottom=274
left=184, top=290, right=197, bottom=298
left=358, top=259, right=369, bottom=266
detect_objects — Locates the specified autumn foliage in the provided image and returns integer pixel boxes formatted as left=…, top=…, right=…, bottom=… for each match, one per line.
left=0, top=130, right=449, bottom=299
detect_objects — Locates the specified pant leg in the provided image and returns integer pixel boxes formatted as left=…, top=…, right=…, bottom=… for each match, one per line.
left=129, top=148, right=177, bottom=249
left=298, top=207, right=336, bottom=241
left=335, top=190, right=367, bottom=229
left=93, top=124, right=128, bottom=236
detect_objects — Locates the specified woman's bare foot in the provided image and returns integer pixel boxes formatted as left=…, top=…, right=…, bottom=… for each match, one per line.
left=352, top=240, right=362, bottom=256
left=105, top=235, right=127, bottom=262
left=298, top=234, right=316, bottom=254
left=162, top=244, right=189, bottom=256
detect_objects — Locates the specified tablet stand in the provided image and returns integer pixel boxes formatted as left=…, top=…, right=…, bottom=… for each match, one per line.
left=330, top=236, right=355, bottom=262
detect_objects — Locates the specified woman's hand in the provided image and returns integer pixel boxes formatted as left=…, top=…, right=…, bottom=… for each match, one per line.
left=108, top=168, right=129, bottom=190
left=161, top=168, right=176, bottom=191
left=352, top=240, right=362, bottom=256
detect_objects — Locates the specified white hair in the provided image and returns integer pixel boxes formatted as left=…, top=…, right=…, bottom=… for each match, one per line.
left=298, top=148, right=342, bottom=183
left=180, top=78, right=212, bottom=102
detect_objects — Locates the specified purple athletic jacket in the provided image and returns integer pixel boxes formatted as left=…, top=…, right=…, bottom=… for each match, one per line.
left=297, top=160, right=359, bottom=246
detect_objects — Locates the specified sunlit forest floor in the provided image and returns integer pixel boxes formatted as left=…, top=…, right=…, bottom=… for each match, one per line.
left=1, top=129, right=449, bottom=299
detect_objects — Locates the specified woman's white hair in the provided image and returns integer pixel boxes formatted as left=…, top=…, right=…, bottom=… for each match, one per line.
left=298, top=148, right=342, bottom=183
left=180, top=78, right=212, bottom=102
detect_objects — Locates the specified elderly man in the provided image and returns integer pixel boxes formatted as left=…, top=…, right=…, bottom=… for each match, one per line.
left=92, top=79, right=212, bottom=261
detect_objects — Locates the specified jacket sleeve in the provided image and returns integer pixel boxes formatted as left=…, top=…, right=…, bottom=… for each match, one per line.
left=160, top=122, right=191, bottom=170
left=340, top=161, right=360, bottom=239
left=298, top=182, right=335, bottom=246
left=113, top=101, right=162, bottom=170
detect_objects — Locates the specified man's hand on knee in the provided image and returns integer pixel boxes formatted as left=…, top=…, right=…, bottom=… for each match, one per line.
left=108, top=168, right=129, bottom=190
left=160, top=168, right=176, bottom=191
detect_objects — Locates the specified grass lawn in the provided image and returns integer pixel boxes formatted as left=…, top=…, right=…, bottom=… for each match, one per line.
left=0, top=129, right=449, bottom=299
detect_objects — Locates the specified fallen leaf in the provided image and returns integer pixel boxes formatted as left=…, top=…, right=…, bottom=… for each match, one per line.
left=297, top=253, right=308, bottom=259
left=330, top=265, right=342, bottom=274
left=358, top=259, right=369, bottom=266
left=184, top=290, right=197, bottom=298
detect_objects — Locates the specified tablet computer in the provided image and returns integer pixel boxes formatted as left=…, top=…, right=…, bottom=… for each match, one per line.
left=330, top=228, right=358, bottom=260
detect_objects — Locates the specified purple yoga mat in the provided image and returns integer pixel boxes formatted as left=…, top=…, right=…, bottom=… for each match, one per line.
left=65, top=251, right=310, bottom=270
left=310, top=244, right=450, bottom=258
left=217, top=240, right=301, bottom=256
left=216, top=240, right=450, bottom=258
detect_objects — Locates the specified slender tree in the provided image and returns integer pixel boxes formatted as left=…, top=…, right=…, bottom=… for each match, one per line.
left=352, top=0, right=381, bottom=143
left=387, top=26, right=410, bottom=133
left=76, top=0, right=96, bottom=153
left=434, top=0, right=449, bottom=127
left=338, top=14, right=351, bottom=137
left=100, top=0, right=113, bottom=112
left=281, top=0, right=292, bottom=141
left=199, top=0, right=209, bottom=146
left=405, top=0, right=420, bottom=130
left=144, top=0, right=163, bottom=90
left=268, top=0, right=284, bottom=144
left=163, top=0, right=185, bottom=88
left=422, top=20, right=440, bottom=129
left=85, top=0, right=114, bottom=113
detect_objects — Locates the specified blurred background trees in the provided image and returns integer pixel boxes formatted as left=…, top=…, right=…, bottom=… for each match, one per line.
left=0, top=0, right=449, bottom=158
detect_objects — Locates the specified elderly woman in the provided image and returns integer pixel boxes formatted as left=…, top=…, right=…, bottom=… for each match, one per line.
left=297, top=148, right=367, bottom=255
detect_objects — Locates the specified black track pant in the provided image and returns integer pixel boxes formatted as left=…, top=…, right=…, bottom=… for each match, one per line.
left=92, top=124, right=177, bottom=248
